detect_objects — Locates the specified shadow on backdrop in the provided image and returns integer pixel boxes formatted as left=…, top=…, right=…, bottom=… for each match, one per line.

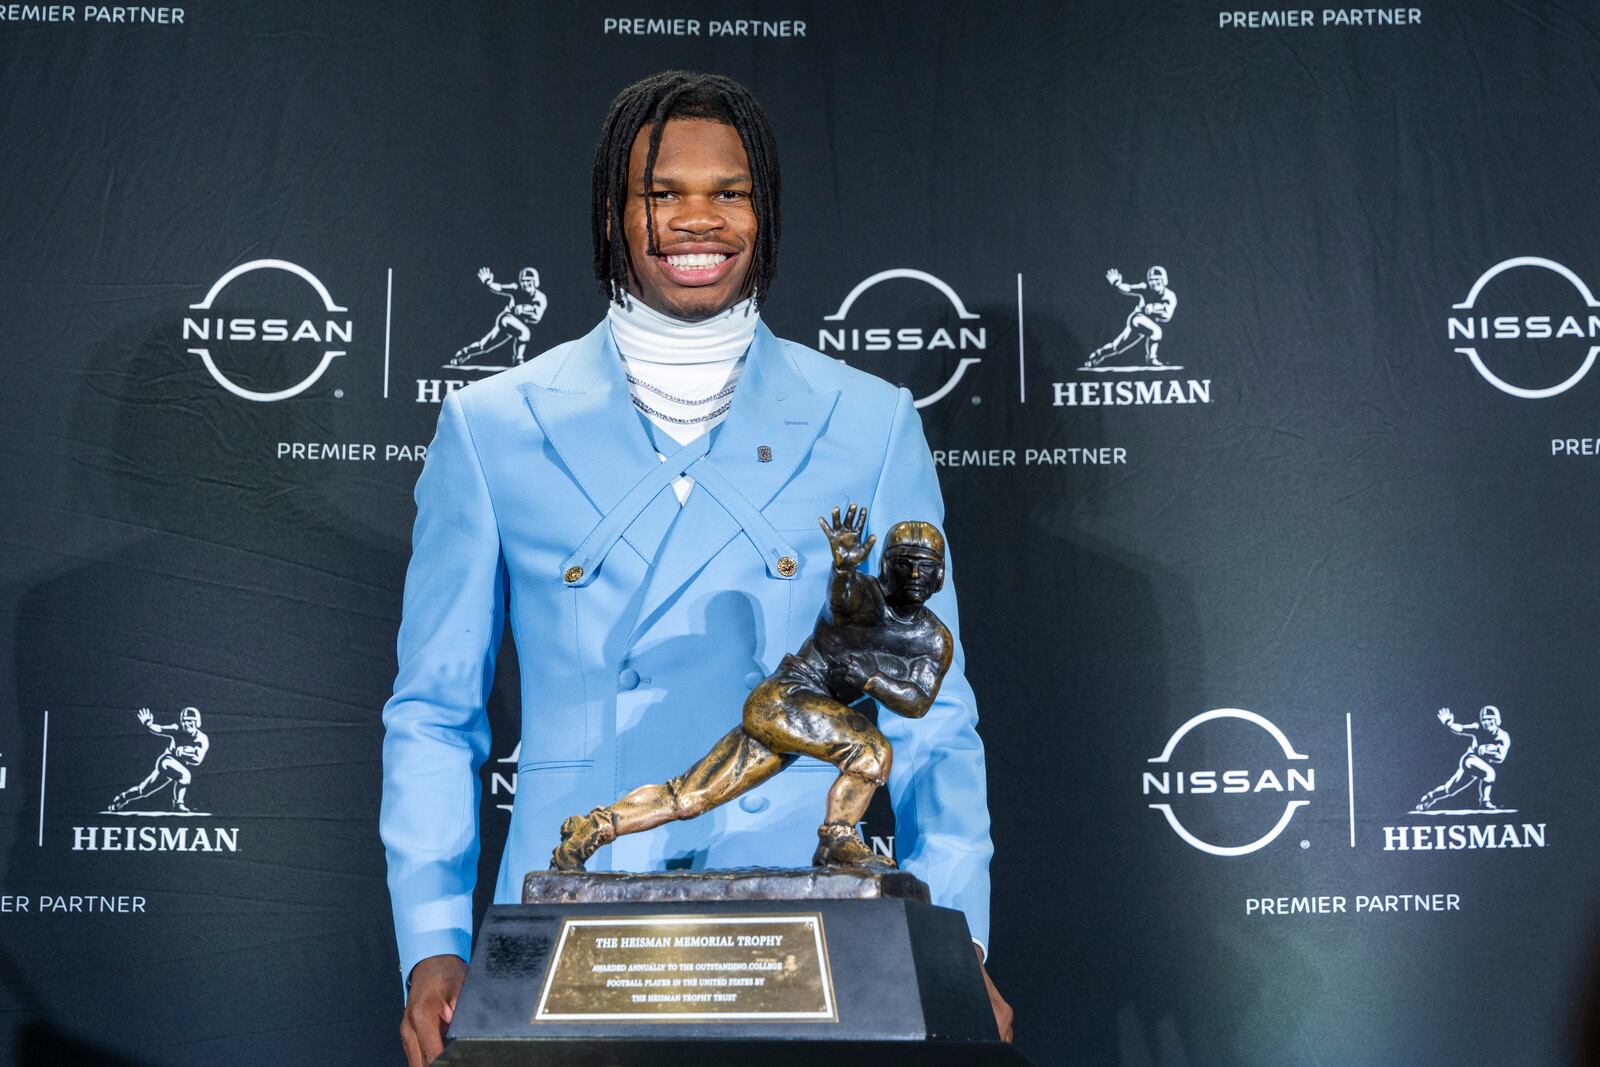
left=927, top=305, right=1211, bottom=1065
left=5, top=311, right=410, bottom=1064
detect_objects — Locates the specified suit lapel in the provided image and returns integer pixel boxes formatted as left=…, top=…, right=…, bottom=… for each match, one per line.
left=519, top=321, right=679, bottom=565
left=629, top=323, right=840, bottom=640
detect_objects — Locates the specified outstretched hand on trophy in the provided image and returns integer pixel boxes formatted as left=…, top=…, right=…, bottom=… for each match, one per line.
left=819, top=504, right=875, bottom=569
left=1106, top=268, right=1122, bottom=285
left=477, top=267, right=494, bottom=284
left=136, top=708, right=153, bottom=726
left=1436, top=708, right=1453, bottom=725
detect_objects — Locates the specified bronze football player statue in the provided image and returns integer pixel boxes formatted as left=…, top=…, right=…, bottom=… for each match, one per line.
left=550, top=504, right=953, bottom=871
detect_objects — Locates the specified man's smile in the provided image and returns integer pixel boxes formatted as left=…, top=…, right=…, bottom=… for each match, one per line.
left=654, top=245, right=741, bottom=287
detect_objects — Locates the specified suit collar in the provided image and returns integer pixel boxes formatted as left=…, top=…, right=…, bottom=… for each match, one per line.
left=519, top=321, right=676, bottom=561
left=521, top=318, right=834, bottom=505
left=697, top=321, right=837, bottom=508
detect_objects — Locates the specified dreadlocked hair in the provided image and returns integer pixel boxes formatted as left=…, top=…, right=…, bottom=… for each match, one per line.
left=591, top=70, right=781, bottom=310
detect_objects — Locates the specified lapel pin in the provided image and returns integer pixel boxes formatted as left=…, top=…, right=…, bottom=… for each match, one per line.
left=756, top=445, right=773, bottom=463
left=776, top=556, right=797, bottom=577
left=563, top=566, right=584, bottom=584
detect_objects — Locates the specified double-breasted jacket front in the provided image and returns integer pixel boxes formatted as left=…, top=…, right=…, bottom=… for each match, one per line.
left=380, top=320, right=993, bottom=978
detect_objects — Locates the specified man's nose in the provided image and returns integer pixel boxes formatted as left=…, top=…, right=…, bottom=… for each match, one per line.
left=665, top=197, right=726, bottom=234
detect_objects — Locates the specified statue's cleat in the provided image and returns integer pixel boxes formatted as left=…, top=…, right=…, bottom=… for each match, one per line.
left=550, top=808, right=617, bottom=872
left=811, top=822, right=896, bottom=869
left=172, top=803, right=193, bottom=814
left=106, top=795, right=128, bottom=813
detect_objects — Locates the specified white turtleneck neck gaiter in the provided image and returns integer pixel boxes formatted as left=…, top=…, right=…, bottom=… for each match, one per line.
left=608, top=296, right=758, bottom=504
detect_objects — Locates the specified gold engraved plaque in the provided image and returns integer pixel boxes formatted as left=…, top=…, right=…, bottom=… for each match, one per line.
left=532, top=913, right=836, bottom=1023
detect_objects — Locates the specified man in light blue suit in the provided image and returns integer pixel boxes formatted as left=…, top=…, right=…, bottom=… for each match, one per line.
left=383, top=71, right=1010, bottom=1065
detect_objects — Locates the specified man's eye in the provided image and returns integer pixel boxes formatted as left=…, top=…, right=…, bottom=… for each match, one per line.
left=717, top=190, right=750, bottom=200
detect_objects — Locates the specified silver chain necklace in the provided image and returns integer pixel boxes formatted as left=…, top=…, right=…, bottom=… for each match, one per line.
left=631, top=394, right=732, bottom=425
left=625, top=373, right=737, bottom=406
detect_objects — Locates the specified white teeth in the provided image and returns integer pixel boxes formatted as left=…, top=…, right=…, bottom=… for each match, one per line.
left=664, top=253, right=728, bottom=270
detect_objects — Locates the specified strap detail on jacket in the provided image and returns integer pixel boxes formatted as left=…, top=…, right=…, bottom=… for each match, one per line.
left=690, top=462, right=798, bottom=580
left=561, top=434, right=712, bottom=586
left=560, top=432, right=798, bottom=586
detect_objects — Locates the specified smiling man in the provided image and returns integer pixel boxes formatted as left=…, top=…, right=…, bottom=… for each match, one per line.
left=382, top=71, right=1010, bottom=1066
left=601, top=100, right=766, bottom=319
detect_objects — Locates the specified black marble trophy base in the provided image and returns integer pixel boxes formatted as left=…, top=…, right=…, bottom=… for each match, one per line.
left=437, top=869, right=1029, bottom=1066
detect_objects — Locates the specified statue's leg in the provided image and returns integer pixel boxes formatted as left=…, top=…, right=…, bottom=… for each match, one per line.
left=612, top=727, right=785, bottom=834
left=744, top=681, right=895, bottom=868
left=550, top=727, right=785, bottom=871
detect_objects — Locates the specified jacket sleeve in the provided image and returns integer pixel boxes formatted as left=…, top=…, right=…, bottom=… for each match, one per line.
left=380, top=390, right=505, bottom=981
left=867, top=387, right=994, bottom=952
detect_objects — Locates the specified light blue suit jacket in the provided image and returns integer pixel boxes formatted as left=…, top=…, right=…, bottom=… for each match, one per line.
left=380, top=319, right=992, bottom=979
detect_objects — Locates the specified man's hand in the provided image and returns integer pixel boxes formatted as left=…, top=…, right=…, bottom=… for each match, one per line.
left=135, top=708, right=153, bottom=726
left=976, top=943, right=1014, bottom=1043
left=477, top=267, right=494, bottom=285
left=401, top=954, right=467, bottom=1067
left=818, top=504, right=875, bottom=570
left=1105, top=268, right=1122, bottom=285
left=1436, top=708, right=1453, bottom=725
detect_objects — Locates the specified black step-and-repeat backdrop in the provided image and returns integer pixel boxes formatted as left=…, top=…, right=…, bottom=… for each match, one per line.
left=3, top=2, right=1599, bottom=1064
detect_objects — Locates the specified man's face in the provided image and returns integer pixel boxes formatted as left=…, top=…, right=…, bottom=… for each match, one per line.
left=882, top=551, right=944, bottom=608
left=620, top=117, right=757, bottom=321
left=1147, top=270, right=1166, bottom=292
left=1480, top=707, right=1501, bottom=731
left=180, top=711, right=200, bottom=735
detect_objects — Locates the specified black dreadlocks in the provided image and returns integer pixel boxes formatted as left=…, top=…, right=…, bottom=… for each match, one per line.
left=591, top=71, right=781, bottom=309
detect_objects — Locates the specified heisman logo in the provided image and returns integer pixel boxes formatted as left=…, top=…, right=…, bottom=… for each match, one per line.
left=1415, top=705, right=1511, bottom=815
left=1053, top=264, right=1211, bottom=407
left=1142, top=708, right=1315, bottom=857
left=818, top=269, right=986, bottom=408
left=417, top=264, right=550, bottom=404
left=1447, top=257, right=1600, bottom=399
left=1082, top=266, right=1180, bottom=371
left=182, top=259, right=353, bottom=402
left=71, top=705, right=240, bottom=853
left=448, top=266, right=550, bottom=371
left=105, top=706, right=211, bottom=816
left=1383, top=704, right=1546, bottom=852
